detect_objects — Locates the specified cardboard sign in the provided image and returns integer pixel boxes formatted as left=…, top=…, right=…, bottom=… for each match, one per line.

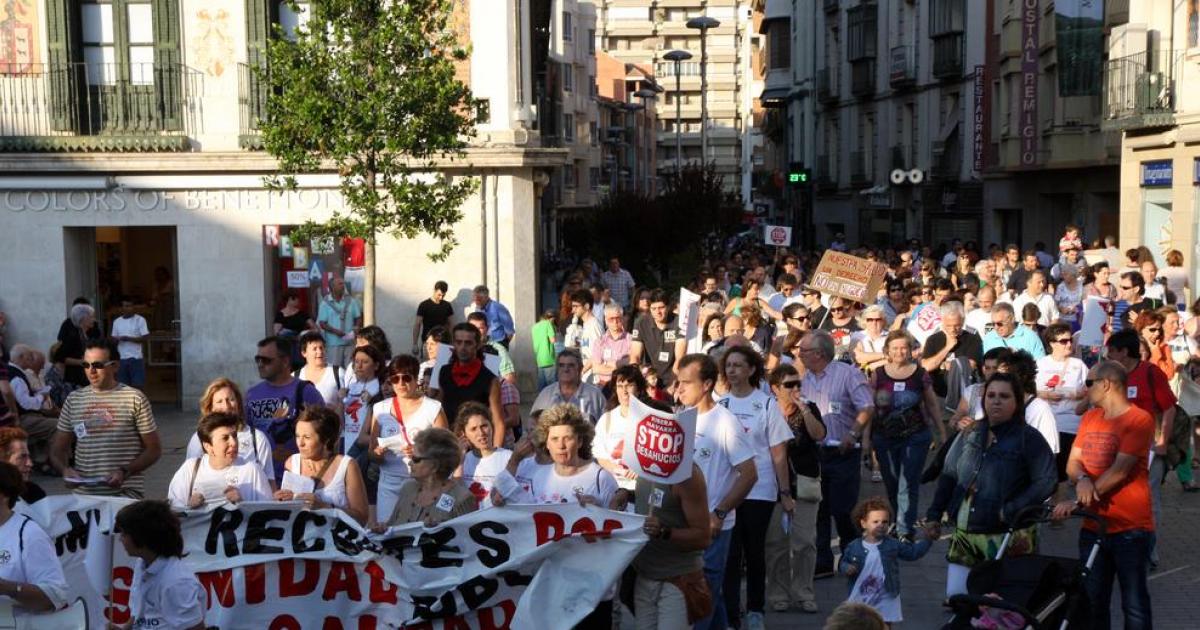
left=678, top=288, right=703, bottom=354
left=808, top=251, right=889, bottom=304
left=763, top=224, right=792, bottom=246
left=621, top=398, right=694, bottom=484
left=286, top=270, right=309, bottom=288
left=1078, top=296, right=1111, bottom=347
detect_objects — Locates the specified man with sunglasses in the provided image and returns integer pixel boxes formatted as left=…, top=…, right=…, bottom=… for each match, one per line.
left=981, top=303, right=1045, bottom=358
left=800, top=286, right=827, bottom=329
left=1113, top=272, right=1160, bottom=334
left=819, top=297, right=861, bottom=361
left=245, top=336, right=326, bottom=480
left=50, top=339, right=161, bottom=498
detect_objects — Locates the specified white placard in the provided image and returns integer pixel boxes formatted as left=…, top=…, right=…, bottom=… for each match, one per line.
left=620, top=398, right=695, bottom=485
left=678, top=288, right=702, bottom=354
left=763, top=224, right=792, bottom=246
left=286, top=270, right=309, bottom=288
left=1078, top=296, right=1110, bottom=347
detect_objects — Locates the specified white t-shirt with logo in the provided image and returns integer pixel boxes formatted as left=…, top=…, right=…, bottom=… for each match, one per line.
left=510, top=459, right=618, bottom=507
left=461, top=448, right=513, bottom=508
left=372, top=396, right=442, bottom=482
left=166, top=456, right=274, bottom=508
left=595, top=406, right=637, bottom=490
left=185, top=427, right=275, bottom=482
left=693, top=405, right=755, bottom=531
left=111, top=314, right=150, bottom=360
left=1035, top=356, right=1087, bottom=434
left=129, top=556, right=205, bottom=630
left=964, top=307, right=993, bottom=337
left=718, top=389, right=793, bottom=501
left=0, top=515, right=69, bottom=621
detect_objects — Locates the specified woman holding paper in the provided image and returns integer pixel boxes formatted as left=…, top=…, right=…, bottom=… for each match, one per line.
left=377, top=427, right=477, bottom=527
left=169, top=412, right=273, bottom=509
left=368, top=354, right=448, bottom=521
left=0, top=462, right=69, bottom=621
left=275, top=407, right=369, bottom=524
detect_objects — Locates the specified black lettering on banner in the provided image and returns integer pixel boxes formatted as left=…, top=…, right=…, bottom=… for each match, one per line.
left=411, top=592, right=456, bottom=620
left=331, top=518, right=380, bottom=556
left=379, top=534, right=416, bottom=564
left=293, top=511, right=327, bottom=553
left=418, top=527, right=464, bottom=569
left=498, top=569, right=534, bottom=588
left=468, top=521, right=510, bottom=568
left=245, top=509, right=290, bottom=554
left=54, top=509, right=98, bottom=555
left=205, top=508, right=245, bottom=557
left=457, top=575, right=498, bottom=611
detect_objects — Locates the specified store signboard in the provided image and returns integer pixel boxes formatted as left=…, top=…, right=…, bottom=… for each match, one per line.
left=1141, top=160, right=1172, bottom=187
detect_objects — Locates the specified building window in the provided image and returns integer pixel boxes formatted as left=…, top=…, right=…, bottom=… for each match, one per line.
left=589, top=75, right=596, bottom=97
left=767, top=20, right=791, bottom=70
left=564, top=164, right=577, bottom=189
left=562, top=11, right=572, bottom=40
left=563, top=63, right=574, bottom=92
left=588, top=29, right=596, bottom=53
left=563, top=113, right=574, bottom=141
left=589, top=121, right=598, bottom=146
left=590, top=167, right=601, bottom=190
left=847, top=3, right=878, bottom=61
left=929, top=0, right=965, bottom=37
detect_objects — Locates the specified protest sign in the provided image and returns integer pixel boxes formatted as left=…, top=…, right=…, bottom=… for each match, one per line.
left=808, top=251, right=888, bottom=304
left=906, top=304, right=943, bottom=346
left=621, top=398, right=695, bottom=484
left=1078, top=296, right=1111, bottom=347
left=763, top=225, right=792, bottom=247
left=1082, top=248, right=1122, bottom=270
left=678, top=288, right=703, bottom=353
left=16, top=497, right=647, bottom=630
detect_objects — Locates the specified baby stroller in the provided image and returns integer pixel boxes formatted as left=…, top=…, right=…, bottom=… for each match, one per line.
left=941, top=505, right=1104, bottom=630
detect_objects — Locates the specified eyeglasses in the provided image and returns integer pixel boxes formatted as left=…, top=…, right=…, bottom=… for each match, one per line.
left=1051, top=338, right=1073, bottom=345
left=779, top=381, right=802, bottom=389
left=82, top=360, right=116, bottom=370
left=865, top=317, right=884, bottom=322
left=1146, top=327, right=1162, bottom=333
left=390, top=373, right=415, bottom=384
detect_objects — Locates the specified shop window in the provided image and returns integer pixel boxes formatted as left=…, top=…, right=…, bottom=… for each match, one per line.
left=262, top=226, right=365, bottom=337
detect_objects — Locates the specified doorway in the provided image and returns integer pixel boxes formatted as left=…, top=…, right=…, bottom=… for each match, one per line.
left=64, top=226, right=181, bottom=406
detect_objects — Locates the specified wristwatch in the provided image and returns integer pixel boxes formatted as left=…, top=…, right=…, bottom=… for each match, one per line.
left=1075, top=473, right=1090, bottom=484
left=659, top=526, right=673, bottom=541
left=714, top=508, right=729, bottom=521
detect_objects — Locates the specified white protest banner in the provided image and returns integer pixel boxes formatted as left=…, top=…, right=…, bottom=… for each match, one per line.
left=763, top=224, right=792, bottom=247
left=809, top=250, right=889, bottom=304
left=621, top=398, right=695, bottom=484
left=906, top=304, right=943, bottom=345
left=1078, top=296, right=1111, bottom=347
left=678, top=288, right=702, bottom=354
left=17, top=497, right=647, bottom=630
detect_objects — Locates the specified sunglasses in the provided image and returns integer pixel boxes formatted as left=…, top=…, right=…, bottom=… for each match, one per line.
left=390, top=373, right=416, bottom=384
left=865, top=317, right=884, bottom=322
left=253, top=355, right=278, bottom=364
left=831, top=307, right=847, bottom=312
left=1084, top=378, right=1106, bottom=388
left=992, top=321, right=1010, bottom=327
left=779, top=381, right=801, bottom=389
left=82, top=360, right=116, bottom=370
left=1051, top=338, right=1072, bottom=345
left=1146, top=327, right=1162, bottom=333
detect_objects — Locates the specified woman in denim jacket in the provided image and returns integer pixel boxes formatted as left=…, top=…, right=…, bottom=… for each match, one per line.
left=925, top=373, right=1056, bottom=597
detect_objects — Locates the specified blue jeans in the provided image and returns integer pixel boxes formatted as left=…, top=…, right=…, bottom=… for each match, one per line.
left=872, top=427, right=931, bottom=536
left=1079, top=528, right=1153, bottom=630
left=694, top=528, right=733, bottom=630
left=816, top=447, right=862, bottom=569
left=537, top=366, right=557, bottom=390
left=118, top=358, right=145, bottom=387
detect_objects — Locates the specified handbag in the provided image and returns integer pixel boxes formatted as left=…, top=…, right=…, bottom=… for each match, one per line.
left=794, top=474, right=822, bottom=502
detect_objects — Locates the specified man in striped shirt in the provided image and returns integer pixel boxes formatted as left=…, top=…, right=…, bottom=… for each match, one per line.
left=50, top=338, right=161, bottom=498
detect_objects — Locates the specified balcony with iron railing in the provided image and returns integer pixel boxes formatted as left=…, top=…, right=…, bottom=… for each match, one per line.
left=889, top=45, right=916, bottom=90
left=0, top=62, right=200, bottom=151
left=1102, top=50, right=1183, bottom=131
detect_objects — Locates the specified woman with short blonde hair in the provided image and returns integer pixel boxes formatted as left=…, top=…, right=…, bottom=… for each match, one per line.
left=187, top=378, right=272, bottom=483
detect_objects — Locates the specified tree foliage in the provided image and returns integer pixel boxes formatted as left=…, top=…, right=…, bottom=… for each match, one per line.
left=258, top=0, right=479, bottom=261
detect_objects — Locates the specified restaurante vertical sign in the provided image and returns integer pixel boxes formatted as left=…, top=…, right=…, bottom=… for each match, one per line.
left=1020, top=0, right=1040, bottom=166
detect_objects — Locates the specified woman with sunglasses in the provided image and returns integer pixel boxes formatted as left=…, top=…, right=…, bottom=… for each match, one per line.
left=368, top=354, right=448, bottom=521
left=1134, top=311, right=1175, bottom=380
left=374, top=427, right=477, bottom=528
left=1035, top=323, right=1088, bottom=496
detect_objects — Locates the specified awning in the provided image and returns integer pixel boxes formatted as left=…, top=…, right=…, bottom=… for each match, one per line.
left=760, top=86, right=789, bottom=105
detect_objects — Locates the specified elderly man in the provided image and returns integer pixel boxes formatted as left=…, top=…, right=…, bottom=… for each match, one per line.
left=469, top=285, right=516, bottom=348
left=317, top=276, right=363, bottom=367
left=531, top=349, right=607, bottom=423
left=920, top=302, right=983, bottom=398
left=0, top=427, right=45, bottom=502
left=1011, top=270, right=1060, bottom=327
left=981, top=302, right=1046, bottom=358
left=965, top=285, right=997, bottom=336
left=1053, top=361, right=1154, bottom=630
left=589, top=305, right=631, bottom=386
left=800, top=330, right=875, bottom=576
left=1139, top=259, right=1166, bottom=303
left=975, top=258, right=1000, bottom=290
left=50, top=339, right=162, bottom=498
left=4, top=345, right=57, bottom=471
left=600, top=257, right=636, bottom=310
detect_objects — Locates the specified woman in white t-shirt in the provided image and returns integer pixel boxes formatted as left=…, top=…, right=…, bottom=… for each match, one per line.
left=169, top=412, right=273, bottom=509
left=114, top=500, right=205, bottom=630
left=295, top=331, right=343, bottom=409
left=850, top=305, right=889, bottom=373
left=455, top=401, right=512, bottom=508
left=717, top=346, right=793, bottom=628
left=950, top=348, right=1004, bottom=429
left=343, top=346, right=384, bottom=454
left=1035, top=323, right=1088, bottom=492
left=185, top=378, right=274, bottom=484
left=0, top=462, right=68, bottom=622
left=369, top=355, right=448, bottom=521
left=593, top=365, right=648, bottom=496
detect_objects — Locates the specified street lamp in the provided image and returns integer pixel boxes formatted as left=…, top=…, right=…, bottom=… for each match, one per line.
left=623, top=102, right=645, bottom=194
left=662, top=49, right=692, bottom=175
left=686, top=16, right=719, bottom=167
left=634, top=87, right=657, bottom=194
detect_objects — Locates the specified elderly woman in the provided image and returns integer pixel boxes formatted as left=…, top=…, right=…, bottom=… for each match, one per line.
left=169, top=412, right=273, bottom=509
left=0, top=461, right=69, bottom=621
left=376, top=427, right=477, bottom=527
left=871, top=330, right=945, bottom=540
left=926, top=373, right=1056, bottom=597
left=113, top=500, right=205, bottom=630
left=275, top=407, right=369, bottom=524
left=1134, top=310, right=1175, bottom=380
left=455, top=402, right=513, bottom=507
left=1054, top=264, right=1084, bottom=325
left=492, top=403, right=619, bottom=630
left=186, top=378, right=273, bottom=481
left=850, top=304, right=889, bottom=373
left=56, top=302, right=96, bottom=387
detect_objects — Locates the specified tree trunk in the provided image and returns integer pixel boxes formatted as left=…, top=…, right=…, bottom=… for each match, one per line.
left=364, top=237, right=376, bottom=325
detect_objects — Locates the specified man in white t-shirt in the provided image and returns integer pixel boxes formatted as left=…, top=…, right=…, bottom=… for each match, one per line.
left=964, top=285, right=997, bottom=337
left=111, top=297, right=150, bottom=388
left=1011, top=271, right=1060, bottom=327
left=677, top=353, right=757, bottom=630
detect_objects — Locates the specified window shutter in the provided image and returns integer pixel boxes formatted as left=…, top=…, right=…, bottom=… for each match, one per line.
left=154, top=0, right=183, bottom=130
left=244, top=0, right=275, bottom=130
left=44, top=0, right=78, bottom=132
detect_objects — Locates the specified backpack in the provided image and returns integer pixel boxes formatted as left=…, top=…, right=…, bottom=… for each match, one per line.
left=1144, top=363, right=1192, bottom=470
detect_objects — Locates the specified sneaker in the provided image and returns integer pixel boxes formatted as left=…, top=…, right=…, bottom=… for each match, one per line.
left=745, top=611, right=766, bottom=630
left=871, top=470, right=882, bottom=482
left=800, top=600, right=819, bottom=613
left=771, top=602, right=789, bottom=613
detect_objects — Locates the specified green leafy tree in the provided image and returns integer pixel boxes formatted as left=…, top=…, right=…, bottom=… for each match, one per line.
left=258, top=0, right=479, bottom=324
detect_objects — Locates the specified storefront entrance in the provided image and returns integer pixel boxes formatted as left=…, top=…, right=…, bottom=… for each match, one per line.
left=63, top=226, right=181, bottom=406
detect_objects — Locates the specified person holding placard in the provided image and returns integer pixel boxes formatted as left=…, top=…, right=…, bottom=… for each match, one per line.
left=594, top=365, right=648, bottom=501
left=168, top=412, right=273, bottom=509
left=113, top=500, right=205, bottom=630
left=0, top=462, right=68, bottom=622
left=369, top=354, right=449, bottom=521
left=275, top=407, right=369, bottom=524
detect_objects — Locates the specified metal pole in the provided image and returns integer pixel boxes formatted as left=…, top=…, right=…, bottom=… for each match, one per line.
left=674, top=62, right=682, bottom=175
left=699, top=29, right=709, bottom=166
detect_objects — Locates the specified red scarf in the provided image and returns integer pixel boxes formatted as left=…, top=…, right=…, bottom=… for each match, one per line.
left=450, top=358, right=483, bottom=387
